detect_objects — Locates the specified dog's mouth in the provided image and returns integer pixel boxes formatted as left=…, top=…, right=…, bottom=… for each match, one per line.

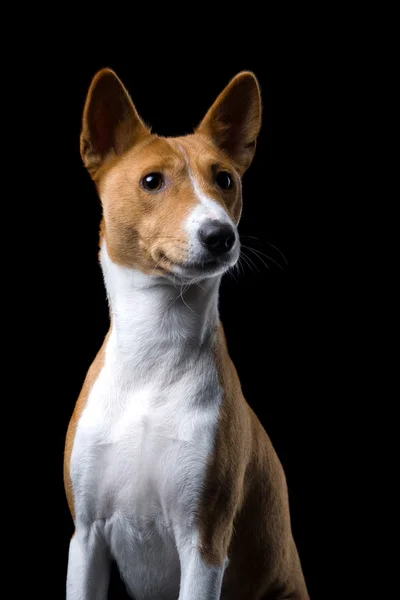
left=183, top=259, right=219, bottom=270
left=167, top=256, right=236, bottom=282
left=153, top=246, right=239, bottom=282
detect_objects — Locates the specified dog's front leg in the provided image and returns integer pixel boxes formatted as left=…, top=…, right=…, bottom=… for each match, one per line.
left=178, top=541, right=228, bottom=600
left=66, top=526, right=110, bottom=600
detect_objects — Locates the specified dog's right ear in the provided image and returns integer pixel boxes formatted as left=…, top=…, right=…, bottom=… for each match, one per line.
left=80, top=69, right=150, bottom=178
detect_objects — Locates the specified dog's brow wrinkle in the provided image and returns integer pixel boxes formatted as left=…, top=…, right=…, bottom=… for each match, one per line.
left=176, top=143, right=189, bottom=164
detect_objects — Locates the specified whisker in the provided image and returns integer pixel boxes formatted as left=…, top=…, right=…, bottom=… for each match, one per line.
left=242, top=246, right=271, bottom=271
left=149, top=256, right=166, bottom=278
left=242, top=245, right=284, bottom=271
left=194, top=279, right=206, bottom=291
left=240, top=252, right=258, bottom=274
left=268, top=242, right=288, bottom=265
left=245, top=252, right=262, bottom=273
left=236, top=257, right=245, bottom=277
left=240, top=235, right=288, bottom=269
left=227, top=267, right=238, bottom=284
left=166, top=276, right=181, bottom=310
left=256, top=250, right=285, bottom=271
left=180, top=285, right=197, bottom=316
left=240, top=235, right=261, bottom=241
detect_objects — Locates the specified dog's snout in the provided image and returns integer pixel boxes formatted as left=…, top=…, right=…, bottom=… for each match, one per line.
left=198, top=220, right=236, bottom=255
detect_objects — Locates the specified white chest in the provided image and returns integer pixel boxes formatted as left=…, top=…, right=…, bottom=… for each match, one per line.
left=70, top=338, right=221, bottom=530
left=68, top=252, right=224, bottom=598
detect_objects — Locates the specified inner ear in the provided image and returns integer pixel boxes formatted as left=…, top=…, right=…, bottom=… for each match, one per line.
left=196, top=72, right=262, bottom=174
left=80, top=68, right=150, bottom=177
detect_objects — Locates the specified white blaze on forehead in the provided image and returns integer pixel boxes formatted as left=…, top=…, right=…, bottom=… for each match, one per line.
left=175, top=143, right=234, bottom=229
left=188, top=172, right=229, bottom=222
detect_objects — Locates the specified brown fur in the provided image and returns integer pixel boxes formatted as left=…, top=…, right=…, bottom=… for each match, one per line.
left=80, top=69, right=149, bottom=178
left=95, top=134, right=244, bottom=275
left=78, top=69, right=258, bottom=275
left=198, top=324, right=309, bottom=599
left=63, top=330, right=110, bottom=520
left=196, top=71, right=262, bottom=175
left=64, top=69, right=308, bottom=599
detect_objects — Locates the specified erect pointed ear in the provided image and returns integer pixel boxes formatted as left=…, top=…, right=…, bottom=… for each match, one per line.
left=196, top=72, right=262, bottom=175
left=80, top=68, right=150, bottom=177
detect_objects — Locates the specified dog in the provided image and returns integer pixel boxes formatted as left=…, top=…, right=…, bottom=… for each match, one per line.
left=64, top=68, right=309, bottom=600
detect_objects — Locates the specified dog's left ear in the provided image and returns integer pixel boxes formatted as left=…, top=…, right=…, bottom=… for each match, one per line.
left=196, top=71, right=262, bottom=174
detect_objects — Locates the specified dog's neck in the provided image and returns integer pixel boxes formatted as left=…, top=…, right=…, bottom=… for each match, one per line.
left=100, top=243, right=221, bottom=371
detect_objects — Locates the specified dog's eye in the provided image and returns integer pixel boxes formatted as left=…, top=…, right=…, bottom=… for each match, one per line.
left=216, top=171, right=233, bottom=190
left=142, top=173, right=164, bottom=191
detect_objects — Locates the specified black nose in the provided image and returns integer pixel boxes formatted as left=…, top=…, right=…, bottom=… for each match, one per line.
left=198, top=220, right=236, bottom=255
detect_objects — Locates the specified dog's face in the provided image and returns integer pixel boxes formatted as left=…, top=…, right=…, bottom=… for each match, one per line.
left=81, top=69, right=261, bottom=282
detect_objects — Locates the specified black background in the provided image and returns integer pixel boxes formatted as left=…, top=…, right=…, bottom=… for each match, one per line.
left=23, top=42, right=329, bottom=599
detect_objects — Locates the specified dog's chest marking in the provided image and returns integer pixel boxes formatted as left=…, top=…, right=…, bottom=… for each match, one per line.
left=71, top=348, right=221, bottom=526
left=69, top=245, right=223, bottom=597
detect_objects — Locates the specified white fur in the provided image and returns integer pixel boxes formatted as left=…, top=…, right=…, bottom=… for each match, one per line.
left=168, top=162, right=240, bottom=284
left=186, top=172, right=239, bottom=261
left=67, top=242, right=228, bottom=600
left=189, top=171, right=232, bottom=222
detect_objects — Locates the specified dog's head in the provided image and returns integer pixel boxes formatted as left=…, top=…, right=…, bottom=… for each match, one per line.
left=81, top=69, right=261, bottom=282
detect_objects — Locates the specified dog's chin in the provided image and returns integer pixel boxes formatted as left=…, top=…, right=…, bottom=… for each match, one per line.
left=166, top=256, right=237, bottom=284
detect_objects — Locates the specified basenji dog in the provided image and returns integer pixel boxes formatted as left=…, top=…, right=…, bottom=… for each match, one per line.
left=64, top=68, right=309, bottom=600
